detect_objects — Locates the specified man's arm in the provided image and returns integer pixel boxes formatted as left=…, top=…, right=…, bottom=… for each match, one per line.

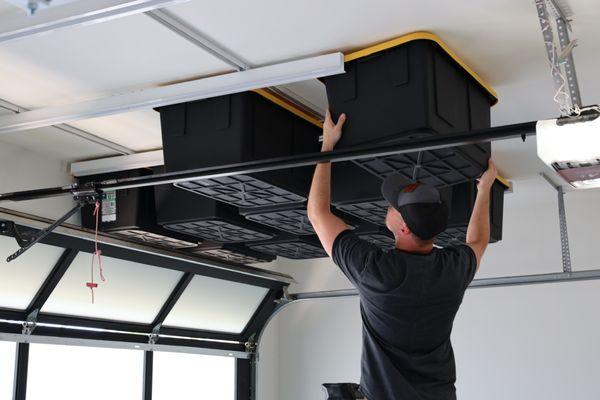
left=307, top=110, right=350, bottom=257
left=465, top=160, right=498, bottom=270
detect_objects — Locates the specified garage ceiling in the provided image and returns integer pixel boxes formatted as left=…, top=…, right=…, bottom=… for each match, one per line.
left=0, top=0, right=598, bottom=178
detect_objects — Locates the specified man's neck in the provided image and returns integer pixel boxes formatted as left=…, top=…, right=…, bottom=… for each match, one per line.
left=395, top=240, right=434, bottom=254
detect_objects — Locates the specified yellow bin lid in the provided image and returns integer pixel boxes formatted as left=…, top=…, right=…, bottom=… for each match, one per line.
left=344, top=31, right=498, bottom=105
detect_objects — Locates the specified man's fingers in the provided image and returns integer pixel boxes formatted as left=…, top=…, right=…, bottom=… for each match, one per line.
left=324, top=109, right=333, bottom=125
left=336, top=113, right=347, bottom=128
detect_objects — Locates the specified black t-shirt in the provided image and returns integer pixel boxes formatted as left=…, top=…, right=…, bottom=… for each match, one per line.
left=332, top=230, right=477, bottom=400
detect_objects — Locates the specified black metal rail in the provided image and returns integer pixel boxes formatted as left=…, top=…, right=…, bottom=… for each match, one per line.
left=0, top=121, right=537, bottom=203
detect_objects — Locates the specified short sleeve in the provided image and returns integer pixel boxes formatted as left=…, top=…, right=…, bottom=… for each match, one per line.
left=455, top=244, right=478, bottom=289
left=332, top=230, right=380, bottom=287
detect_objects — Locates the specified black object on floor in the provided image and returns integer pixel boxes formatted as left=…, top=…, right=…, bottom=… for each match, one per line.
left=159, top=91, right=321, bottom=208
left=321, top=36, right=495, bottom=187
left=155, top=184, right=275, bottom=243
left=322, top=383, right=365, bottom=400
left=79, top=169, right=199, bottom=250
left=240, top=203, right=359, bottom=236
left=249, top=234, right=327, bottom=260
left=192, top=243, right=275, bottom=265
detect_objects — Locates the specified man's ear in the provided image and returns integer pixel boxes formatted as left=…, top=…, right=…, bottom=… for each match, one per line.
left=399, top=221, right=411, bottom=236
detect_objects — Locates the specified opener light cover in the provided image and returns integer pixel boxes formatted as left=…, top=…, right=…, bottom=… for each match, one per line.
left=536, top=117, right=600, bottom=189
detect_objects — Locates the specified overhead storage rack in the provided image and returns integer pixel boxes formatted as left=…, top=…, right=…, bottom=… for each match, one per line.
left=159, top=91, right=322, bottom=208
left=322, top=32, right=496, bottom=187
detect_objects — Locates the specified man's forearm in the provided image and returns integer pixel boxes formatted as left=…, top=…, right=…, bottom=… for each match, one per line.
left=466, top=186, right=491, bottom=262
left=307, top=160, right=332, bottom=218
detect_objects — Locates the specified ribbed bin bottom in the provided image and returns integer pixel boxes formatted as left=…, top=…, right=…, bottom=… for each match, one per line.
left=335, top=200, right=389, bottom=226
left=195, top=244, right=275, bottom=264
left=435, top=226, right=467, bottom=247
left=163, top=219, right=273, bottom=243
left=242, top=204, right=358, bottom=236
left=176, top=174, right=305, bottom=208
left=244, top=207, right=314, bottom=235
left=250, top=238, right=327, bottom=260
left=354, top=145, right=489, bottom=188
left=115, top=229, right=198, bottom=249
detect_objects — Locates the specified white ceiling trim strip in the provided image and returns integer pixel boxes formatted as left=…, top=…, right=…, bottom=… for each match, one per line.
left=0, top=52, right=344, bottom=134
left=0, top=97, right=134, bottom=155
left=0, top=0, right=191, bottom=44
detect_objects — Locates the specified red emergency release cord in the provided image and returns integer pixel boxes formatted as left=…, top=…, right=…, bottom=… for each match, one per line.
left=86, top=200, right=106, bottom=304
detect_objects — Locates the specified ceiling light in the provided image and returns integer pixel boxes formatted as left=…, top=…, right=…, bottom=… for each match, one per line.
left=537, top=108, right=600, bottom=189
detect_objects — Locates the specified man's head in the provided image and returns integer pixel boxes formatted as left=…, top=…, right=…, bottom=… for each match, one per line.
left=381, top=176, right=449, bottom=249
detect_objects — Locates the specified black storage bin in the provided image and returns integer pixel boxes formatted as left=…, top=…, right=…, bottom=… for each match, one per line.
left=79, top=170, right=199, bottom=250
left=321, top=35, right=496, bottom=187
left=331, top=162, right=391, bottom=226
left=436, top=180, right=505, bottom=247
left=249, top=234, right=327, bottom=260
left=193, top=243, right=275, bottom=265
left=354, top=223, right=395, bottom=250
left=240, top=203, right=359, bottom=236
left=159, top=91, right=321, bottom=208
left=155, top=184, right=275, bottom=243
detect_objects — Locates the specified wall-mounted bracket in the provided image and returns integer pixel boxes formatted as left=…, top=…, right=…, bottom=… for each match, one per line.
left=541, top=173, right=572, bottom=273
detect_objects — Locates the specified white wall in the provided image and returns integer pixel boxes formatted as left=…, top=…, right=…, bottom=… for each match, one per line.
left=0, top=140, right=75, bottom=220
left=257, top=175, right=600, bottom=400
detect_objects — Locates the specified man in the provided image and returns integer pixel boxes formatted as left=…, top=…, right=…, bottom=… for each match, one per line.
left=307, top=110, right=497, bottom=400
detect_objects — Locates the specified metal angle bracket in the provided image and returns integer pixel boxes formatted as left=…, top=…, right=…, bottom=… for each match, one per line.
left=22, top=309, right=39, bottom=335
left=274, top=286, right=292, bottom=305
left=540, top=173, right=572, bottom=273
left=244, top=333, right=257, bottom=353
left=534, top=0, right=582, bottom=114
left=148, top=324, right=161, bottom=345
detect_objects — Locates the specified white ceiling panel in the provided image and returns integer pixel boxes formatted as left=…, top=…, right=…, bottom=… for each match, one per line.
left=42, top=252, right=184, bottom=323
left=69, top=109, right=163, bottom=153
left=0, top=12, right=232, bottom=109
left=0, top=126, right=120, bottom=160
left=0, top=0, right=18, bottom=16
left=0, top=107, right=122, bottom=160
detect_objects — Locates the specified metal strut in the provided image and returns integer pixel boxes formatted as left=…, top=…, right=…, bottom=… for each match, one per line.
left=556, top=186, right=572, bottom=273
left=0, top=121, right=538, bottom=203
left=2, top=187, right=103, bottom=262
left=541, top=173, right=572, bottom=273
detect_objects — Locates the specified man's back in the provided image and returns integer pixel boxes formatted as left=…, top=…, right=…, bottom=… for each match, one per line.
left=332, top=230, right=477, bottom=400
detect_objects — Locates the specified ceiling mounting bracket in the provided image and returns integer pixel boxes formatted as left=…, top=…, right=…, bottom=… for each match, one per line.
left=22, top=309, right=39, bottom=335
left=534, top=0, right=582, bottom=116
left=4, top=185, right=104, bottom=263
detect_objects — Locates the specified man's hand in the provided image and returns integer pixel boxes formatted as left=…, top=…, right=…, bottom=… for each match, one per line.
left=477, top=159, right=497, bottom=191
left=322, top=109, right=347, bottom=151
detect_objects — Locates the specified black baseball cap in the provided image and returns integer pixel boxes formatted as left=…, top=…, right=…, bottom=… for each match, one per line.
left=381, top=174, right=448, bottom=240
